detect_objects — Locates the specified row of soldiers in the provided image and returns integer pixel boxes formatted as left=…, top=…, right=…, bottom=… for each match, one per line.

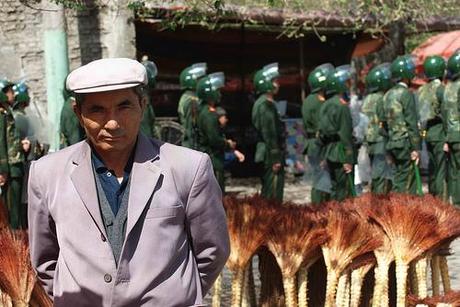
left=303, top=51, right=460, bottom=205
left=0, top=80, right=47, bottom=229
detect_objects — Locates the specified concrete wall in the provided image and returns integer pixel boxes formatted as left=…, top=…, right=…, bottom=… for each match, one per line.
left=0, top=0, right=136, bottom=120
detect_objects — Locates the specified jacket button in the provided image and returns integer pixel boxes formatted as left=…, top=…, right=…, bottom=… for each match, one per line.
left=101, top=234, right=106, bottom=242
left=104, top=274, right=112, bottom=283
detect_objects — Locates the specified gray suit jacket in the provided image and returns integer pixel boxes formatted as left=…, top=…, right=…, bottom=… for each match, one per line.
left=28, top=134, right=230, bottom=306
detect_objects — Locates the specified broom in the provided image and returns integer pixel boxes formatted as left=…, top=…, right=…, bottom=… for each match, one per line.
left=0, top=229, right=36, bottom=307
left=343, top=193, right=393, bottom=307
left=266, top=205, right=327, bottom=307
left=29, top=282, right=53, bottom=307
left=348, top=255, right=376, bottom=307
left=224, top=195, right=276, bottom=307
left=321, top=205, right=381, bottom=307
left=369, top=193, right=441, bottom=307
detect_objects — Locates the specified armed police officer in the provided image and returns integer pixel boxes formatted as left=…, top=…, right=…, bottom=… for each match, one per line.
left=302, top=63, right=335, bottom=204
left=379, top=55, right=421, bottom=195
left=178, top=63, right=207, bottom=149
left=252, top=63, right=285, bottom=201
left=417, top=55, right=447, bottom=200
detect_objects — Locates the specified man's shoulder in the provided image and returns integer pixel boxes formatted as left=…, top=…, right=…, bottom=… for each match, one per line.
left=34, top=141, right=85, bottom=169
left=156, top=139, right=207, bottom=166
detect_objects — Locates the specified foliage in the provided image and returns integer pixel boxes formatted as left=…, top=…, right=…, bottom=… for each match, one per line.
left=33, top=1, right=460, bottom=37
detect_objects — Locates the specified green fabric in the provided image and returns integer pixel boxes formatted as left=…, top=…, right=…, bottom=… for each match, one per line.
left=197, top=106, right=227, bottom=189
left=318, top=95, right=355, bottom=164
left=60, top=98, right=84, bottom=147
left=416, top=79, right=445, bottom=142
left=362, top=92, right=385, bottom=143
left=381, top=83, right=420, bottom=151
left=448, top=142, right=460, bottom=205
left=252, top=93, right=268, bottom=132
left=442, top=80, right=460, bottom=143
left=179, top=90, right=201, bottom=149
left=310, top=188, right=330, bottom=204
left=0, top=105, right=9, bottom=174
left=387, top=147, right=417, bottom=195
left=140, top=103, right=157, bottom=138
left=426, top=141, right=448, bottom=200
left=301, top=93, right=324, bottom=156
left=327, top=161, right=354, bottom=201
left=261, top=166, right=284, bottom=201
left=4, top=177, right=23, bottom=229
left=256, top=98, right=284, bottom=167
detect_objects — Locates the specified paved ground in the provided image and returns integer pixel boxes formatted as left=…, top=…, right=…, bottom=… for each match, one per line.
left=204, top=176, right=460, bottom=306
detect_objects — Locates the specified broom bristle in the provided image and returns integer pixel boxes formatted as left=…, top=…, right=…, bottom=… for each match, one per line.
left=368, top=193, right=441, bottom=264
left=321, top=204, right=382, bottom=274
left=407, top=290, right=460, bottom=306
left=224, top=195, right=277, bottom=271
left=0, top=229, right=36, bottom=305
left=29, top=282, right=53, bottom=307
left=267, top=205, right=328, bottom=277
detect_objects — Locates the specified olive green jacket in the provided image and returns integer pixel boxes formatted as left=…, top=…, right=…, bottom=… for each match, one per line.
left=442, top=79, right=460, bottom=143
left=318, top=95, right=355, bottom=164
left=197, top=106, right=227, bottom=171
left=301, top=93, right=324, bottom=156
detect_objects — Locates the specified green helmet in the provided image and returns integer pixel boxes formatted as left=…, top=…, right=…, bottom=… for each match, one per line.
left=0, top=92, right=7, bottom=103
left=390, top=55, right=416, bottom=81
left=142, top=60, right=158, bottom=89
left=180, top=63, right=207, bottom=90
left=15, top=92, right=30, bottom=105
left=308, top=63, right=334, bottom=93
left=366, top=63, right=392, bottom=93
left=253, top=63, right=280, bottom=94
left=196, top=72, right=225, bottom=102
left=423, top=55, right=445, bottom=80
left=325, top=65, right=351, bottom=95
left=447, top=50, right=460, bottom=80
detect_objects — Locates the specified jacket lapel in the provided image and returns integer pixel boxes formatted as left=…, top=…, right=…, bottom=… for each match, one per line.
left=126, top=134, right=162, bottom=235
left=70, top=141, right=107, bottom=237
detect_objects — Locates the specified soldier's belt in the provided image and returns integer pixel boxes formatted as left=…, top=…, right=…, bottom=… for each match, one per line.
left=321, top=134, right=340, bottom=143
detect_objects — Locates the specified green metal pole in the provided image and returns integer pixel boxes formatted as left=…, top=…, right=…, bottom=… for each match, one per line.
left=43, top=1, right=69, bottom=152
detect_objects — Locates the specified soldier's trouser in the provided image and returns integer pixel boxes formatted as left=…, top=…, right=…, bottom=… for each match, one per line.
left=4, top=177, right=23, bottom=229
left=448, top=143, right=460, bottom=205
left=261, top=166, right=284, bottom=202
left=427, top=141, right=448, bottom=200
left=369, top=154, right=392, bottom=194
left=327, top=161, right=353, bottom=201
left=311, top=188, right=330, bottom=204
left=389, top=147, right=417, bottom=195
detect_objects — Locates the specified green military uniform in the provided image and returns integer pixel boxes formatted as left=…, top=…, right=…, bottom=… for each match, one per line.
left=0, top=100, right=25, bottom=229
left=442, top=51, right=460, bottom=205
left=303, top=63, right=334, bottom=204
left=380, top=82, right=421, bottom=194
left=317, top=66, right=355, bottom=201
left=362, top=64, right=393, bottom=194
left=252, top=63, right=284, bottom=201
left=60, top=97, right=85, bottom=147
left=197, top=106, right=228, bottom=191
left=179, top=90, right=201, bottom=148
left=178, top=63, right=207, bottom=149
left=140, top=102, right=157, bottom=138
left=417, top=79, right=446, bottom=199
left=196, top=72, right=227, bottom=192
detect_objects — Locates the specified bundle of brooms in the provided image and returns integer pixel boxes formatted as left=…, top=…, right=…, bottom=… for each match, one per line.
left=0, top=199, right=52, bottom=307
left=223, top=193, right=460, bottom=307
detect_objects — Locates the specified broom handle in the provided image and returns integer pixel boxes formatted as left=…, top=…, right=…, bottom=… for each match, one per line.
left=431, top=255, right=441, bottom=296
left=212, top=273, right=223, bottom=307
left=415, top=257, right=428, bottom=299
left=297, top=267, right=308, bottom=307
left=336, top=273, right=348, bottom=307
left=350, top=267, right=367, bottom=307
left=395, top=261, right=408, bottom=307
left=373, top=262, right=390, bottom=307
left=242, top=264, right=250, bottom=307
left=283, top=275, right=298, bottom=307
left=413, top=160, right=424, bottom=196
left=439, top=255, right=451, bottom=293
left=231, top=268, right=244, bottom=307
left=324, top=270, right=339, bottom=307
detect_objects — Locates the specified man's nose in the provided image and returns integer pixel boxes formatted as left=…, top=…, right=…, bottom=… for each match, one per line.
left=104, top=118, right=120, bottom=130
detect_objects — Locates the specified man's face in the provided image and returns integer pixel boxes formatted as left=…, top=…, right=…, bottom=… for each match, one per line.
left=5, top=88, right=14, bottom=104
left=272, top=79, right=280, bottom=95
left=218, top=115, right=228, bottom=127
left=75, top=88, right=145, bottom=154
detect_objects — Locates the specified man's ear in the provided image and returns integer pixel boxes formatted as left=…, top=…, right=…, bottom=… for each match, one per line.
left=140, top=96, right=147, bottom=112
left=72, top=98, right=84, bottom=126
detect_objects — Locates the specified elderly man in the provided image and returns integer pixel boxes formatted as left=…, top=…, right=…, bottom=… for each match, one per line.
left=28, top=58, right=230, bottom=307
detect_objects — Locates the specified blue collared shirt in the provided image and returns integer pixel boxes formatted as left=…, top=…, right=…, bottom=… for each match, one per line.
left=91, top=151, right=133, bottom=216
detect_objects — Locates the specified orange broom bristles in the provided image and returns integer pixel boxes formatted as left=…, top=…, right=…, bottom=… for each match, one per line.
left=0, top=228, right=36, bottom=307
left=407, top=290, right=460, bottom=307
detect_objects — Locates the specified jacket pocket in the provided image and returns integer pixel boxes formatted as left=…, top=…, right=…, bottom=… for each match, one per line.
left=145, top=205, right=182, bottom=219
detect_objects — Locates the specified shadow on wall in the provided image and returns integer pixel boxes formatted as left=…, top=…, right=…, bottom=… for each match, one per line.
left=77, top=0, right=102, bottom=64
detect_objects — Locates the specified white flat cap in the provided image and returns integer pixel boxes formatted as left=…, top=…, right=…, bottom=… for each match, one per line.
left=66, top=58, right=148, bottom=94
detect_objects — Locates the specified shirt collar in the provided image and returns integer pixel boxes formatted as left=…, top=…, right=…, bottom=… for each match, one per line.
left=91, top=146, right=136, bottom=175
